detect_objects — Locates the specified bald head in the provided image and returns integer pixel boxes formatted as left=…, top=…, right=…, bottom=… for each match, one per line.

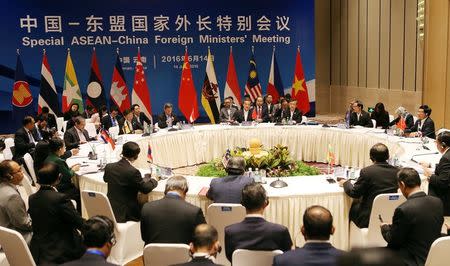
left=302, top=205, right=334, bottom=240
left=192, top=224, right=218, bottom=249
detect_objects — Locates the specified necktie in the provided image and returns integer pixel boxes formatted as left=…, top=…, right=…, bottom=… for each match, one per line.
left=28, top=131, right=35, bottom=143
left=258, top=107, right=261, bottom=119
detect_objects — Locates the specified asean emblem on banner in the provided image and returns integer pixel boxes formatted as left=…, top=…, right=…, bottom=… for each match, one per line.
left=12, top=81, right=33, bottom=107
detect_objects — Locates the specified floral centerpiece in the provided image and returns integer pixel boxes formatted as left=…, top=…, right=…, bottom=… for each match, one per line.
left=197, top=138, right=320, bottom=177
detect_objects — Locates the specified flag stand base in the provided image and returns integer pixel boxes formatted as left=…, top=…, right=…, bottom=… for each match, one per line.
left=270, top=178, right=288, bottom=188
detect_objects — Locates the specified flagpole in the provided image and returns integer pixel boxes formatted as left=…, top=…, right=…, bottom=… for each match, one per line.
left=230, top=45, right=232, bottom=53
left=251, top=45, right=254, bottom=54
left=16, top=48, right=20, bottom=55
left=297, top=45, right=300, bottom=52
left=116, top=47, right=119, bottom=55
left=137, top=46, right=140, bottom=54
left=93, top=46, right=96, bottom=52
left=43, top=48, right=46, bottom=55
left=67, top=47, right=70, bottom=55
left=185, top=45, right=188, bottom=53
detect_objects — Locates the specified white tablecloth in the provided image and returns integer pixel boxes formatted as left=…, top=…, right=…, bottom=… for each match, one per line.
left=72, top=124, right=441, bottom=251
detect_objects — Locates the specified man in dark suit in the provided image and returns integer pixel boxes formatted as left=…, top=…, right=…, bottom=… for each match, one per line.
left=233, top=99, right=254, bottom=123
left=61, top=216, right=118, bottom=266
left=157, top=103, right=179, bottom=128
left=224, top=183, right=293, bottom=262
left=263, top=94, right=276, bottom=122
left=141, top=175, right=206, bottom=245
left=219, top=97, right=238, bottom=123
left=273, top=206, right=343, bottom=266
left=64, top=116, right=96, bottom=149
left=405, top=105, right=436, bottom=139
left=131, top=103, right=153, bottom=130
left=381, top=168, right=444, bottom=266
left=423, top=131, right=450, bottom=215
left=38, top=106, right=57, bottom=130
left=29, top=163, right=85, bottom=265
left=172, top=224, right=223, bottom=266
left=338, top=143, right=399, bottom=228
left=207, top=157, right=253, bottom=203
left=252, top=96, right=269, bottom=123
left=103, top=141, right=158, bottom=222
left=101, top=107, right=120, bottom=131
left=349, top=100, right=373, bottom=127
left=13, top=116, right=37, bottom=162
left=283, top=100, right=303, bottom=124
left=274, top=99, right=289, bottom=123
left=33, top=115, right=48, bottom=142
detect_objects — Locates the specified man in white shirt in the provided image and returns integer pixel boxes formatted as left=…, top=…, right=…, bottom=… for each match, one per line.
left=64, top=116, right=96, bottom=149
left=219, top=98, right=237, bottom=123
left=235, top=100, right=253, bottom=123
left=273, top=205, right=343, bottom=266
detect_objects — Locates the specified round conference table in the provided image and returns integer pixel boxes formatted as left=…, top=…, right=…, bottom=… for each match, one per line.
left=71, top=124, right=441, bottom=250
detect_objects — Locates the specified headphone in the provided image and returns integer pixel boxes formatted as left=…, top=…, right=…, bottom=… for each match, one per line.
left=89, top=216, right=116, bottom=245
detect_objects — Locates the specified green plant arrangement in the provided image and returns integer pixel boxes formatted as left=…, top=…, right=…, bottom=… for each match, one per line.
left=197, top=144, right=320, bottom=177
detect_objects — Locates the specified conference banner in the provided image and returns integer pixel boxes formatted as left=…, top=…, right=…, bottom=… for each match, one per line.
left=0, top=0, right=315, bottom=132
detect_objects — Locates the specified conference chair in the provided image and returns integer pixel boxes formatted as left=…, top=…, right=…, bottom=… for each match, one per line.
left=0, top=252, right=7, bottom=266
left=3, top=138, right=14, bottom=160
left=371, top=119, right=377, bottom=128
left=81, top=190, right=144, bottom=265
left=206, top=203, right=246, bottom=266
left=425, top=236, right=450, bottom=266
left=389, top=114, right=395, bottom=123
left=349, top=193, right=406, bottom=248
left=301, top=116, right=308, bottom=124
left=0, top=226, right=36, bottom=266
left=62, top=120, right=68, bottom=132
left=85, top=123, right=97, bottom=138
left=232, top=249, right=283, bottom=266
left=23, top=153, right=37, bottom=185
left=56, top=117, right=64, bottom=132
left=143, top=243, right=190, bottom=266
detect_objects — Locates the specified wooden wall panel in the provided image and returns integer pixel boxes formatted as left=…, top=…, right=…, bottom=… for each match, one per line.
left=366, top=0, right=380, bottom=88
left=358, top=0, right=368, bottom=87
left=379, top=0, right=391, bottom=90
left=347, top=0, right=359, bottom=86
left=331, top=0, right=341, bottom=85
left=404, top=0, right=417, bottom=91
left=389, top=0, right=405, bottom=91
left=340, top=0, right=349, bottom=86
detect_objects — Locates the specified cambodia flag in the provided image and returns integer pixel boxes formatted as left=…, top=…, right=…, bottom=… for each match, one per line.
left=267, top=48, right=284, bottom=103
left=100, top=128, right=115, bottom=150
left=110, top=51, right=131, bottom=115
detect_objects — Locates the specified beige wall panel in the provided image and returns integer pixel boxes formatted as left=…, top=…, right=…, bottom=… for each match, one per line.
left=340, top=0, right=349, bottom=86
left=358, top=0, right=368, bottom=87
left=403, top=0, right=417, bottom=91
left=347, top=0, right=359, bottom=86
left=379, top=0, right=391, bottom=90
left=315, top=0, right=331, bottom=114
left=331, top=0, right=341, bottom=85
left=389, top=0, right=405, bottom=91
left=367, top=0, right=381, bottom=88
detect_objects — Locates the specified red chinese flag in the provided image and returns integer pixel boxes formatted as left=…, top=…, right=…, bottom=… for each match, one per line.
left=178, top=50, right=199, bottom=123
left=291, top=47, right=310, bottom=114
left=132, top=50, right=152, bottom=117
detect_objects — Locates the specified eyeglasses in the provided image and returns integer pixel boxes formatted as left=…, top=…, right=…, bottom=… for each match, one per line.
left=10, top=169, right=23, bottom=175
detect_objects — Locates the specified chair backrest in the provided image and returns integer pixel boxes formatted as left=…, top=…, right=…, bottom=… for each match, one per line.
left=23, top=153, right=37, bottom=185
left=425, top=236, right=450, bottom=266
left=437, top=129, right=450, bottom=136
left=143, top=243, right=190, bottom=266
left=20, top=166, right=37, bottom=196
left=0, top=226, right=36, bottom=266
left=109, top=126, right=119, bottom=137
left=85, top=123, right=97, bottom=138
left=3, top=138, right=14, bottom=160
left=367, top=193, right=406, bottom=247
left=371, top=119, right=377, bottom=128
left=232, top=249, right=283, bottom=266
left=389, top=114, right=395, bottom=123
left=56, top=117, right=64, bottom=132
left=63, top=120, right=68, bottom=132
left=413, top=116, right=418, bottom=124
left=81, top=190, right=117, bottom=225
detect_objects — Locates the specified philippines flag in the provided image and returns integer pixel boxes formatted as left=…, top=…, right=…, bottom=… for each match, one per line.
left=110, top=50, right=131, bottom=115
left=223, top=47, right=242, bottom=108
left=244, top=49, right=262, bottom=102
left=131, top=49, right=152, bottom=118
left=38, top=50, right=59, bottom=116
left=86, top=48, right=107, bottom=112
left=267, top=48, right=284, bottom=103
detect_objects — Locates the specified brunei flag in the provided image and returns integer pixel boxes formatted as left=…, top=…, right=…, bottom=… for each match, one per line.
left=38, top=50, right=59, bottom=116
left=62, top=49, right=84, bottom=113
left=201, top=48, right=221, bottom=124
left=86, top=48, right=107, bottom=112
left=244, top=48, right=262, bottom=102
left=267, top=47, right=284, bottom=103
left=12, top=50, right=34, bottom=121
left=178, top=48, right=199, bottom=123
left=110, top=50, right=131, bottom=115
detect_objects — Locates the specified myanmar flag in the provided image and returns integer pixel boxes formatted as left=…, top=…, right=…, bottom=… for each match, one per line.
left=201, top=48, right=221, bottom=124
left=62, top=49, right=84, bottom=113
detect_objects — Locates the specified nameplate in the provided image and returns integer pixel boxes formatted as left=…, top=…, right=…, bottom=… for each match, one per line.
left=389, top=195, right=400, bottom=200
left=88, top=192, right=96, bottom=197
left=221, top=207, right=232, bottom=212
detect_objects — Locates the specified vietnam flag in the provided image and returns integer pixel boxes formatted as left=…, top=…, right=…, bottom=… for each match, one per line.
left=223, top=47, right=241, bottom=108
left=178, top=48, right=199, bottom=123
left=86, top=48, right=107, bottom=112
left=110, top=50, right=131, bottom=115
left=267, top=48, right=284, bottom=103
left=131, top=49, right=152, bottom=118
left=291, top=47, right=310, bottom=114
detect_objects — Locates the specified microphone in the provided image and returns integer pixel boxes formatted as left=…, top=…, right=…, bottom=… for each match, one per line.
left=411, top=152, right=439, bottom=164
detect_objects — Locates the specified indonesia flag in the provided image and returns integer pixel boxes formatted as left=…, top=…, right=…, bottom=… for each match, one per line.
left=266, top=48, right=284, bottom=103
left=178, top=48, right=199, bottom=123
left=38, top=50, right=59, bottom=115
left=223, top=47, right=241, bottom=108
left=131, top=48, right=152, bottom=118
left=244, top=49, right=262, bottom=102
left=110, top=50, right=131, bottom=114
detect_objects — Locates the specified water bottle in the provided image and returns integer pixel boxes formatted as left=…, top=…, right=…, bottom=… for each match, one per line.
left=248, top=168, right=253, bottom=179
left=254, top=168, right=261, bottom=183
